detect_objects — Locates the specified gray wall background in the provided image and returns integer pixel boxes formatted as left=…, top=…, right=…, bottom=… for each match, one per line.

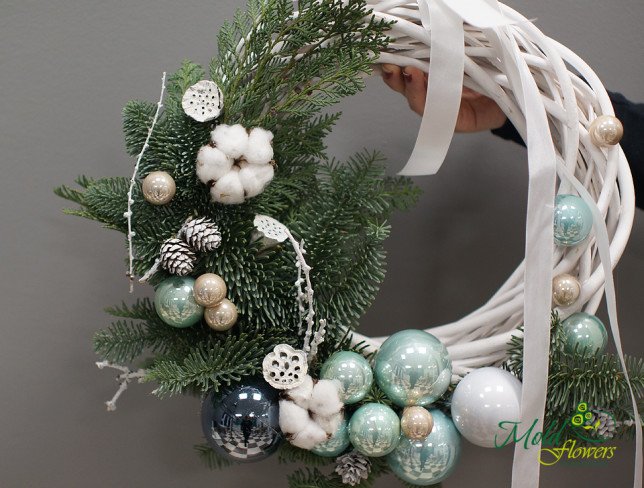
left=1, top=0, right=642, bottom=486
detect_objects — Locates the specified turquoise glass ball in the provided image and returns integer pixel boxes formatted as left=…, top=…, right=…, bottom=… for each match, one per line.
left=553, top=194, right=593, bottom=246
left=320, top=351, right=373, bottom=404
left=374, top=330, right=451, bottom=407
left=311, top=417, right=350, bottom=457
left=348, top=403, right=400, bottom=457
left=154, top=276, right=204, bottom=328
left=561, top=312, right=608, bottom=355
left=387, top=409, right=461, bottom=486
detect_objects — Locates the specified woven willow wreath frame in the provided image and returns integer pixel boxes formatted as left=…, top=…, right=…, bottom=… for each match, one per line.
left=344, top=0, right=635, bottom=377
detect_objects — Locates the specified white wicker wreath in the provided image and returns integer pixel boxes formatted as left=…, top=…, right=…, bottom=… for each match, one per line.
left=335, top=1, right=640, bottom=486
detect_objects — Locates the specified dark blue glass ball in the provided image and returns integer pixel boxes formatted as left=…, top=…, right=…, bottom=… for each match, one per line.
left=201, top=380, right=282, bottom=462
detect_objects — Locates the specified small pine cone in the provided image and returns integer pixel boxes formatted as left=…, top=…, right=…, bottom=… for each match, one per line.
left=335, top=451, right=371, bottom=486
left=180, top=217, right=222, bottom=252
left=159, top=238, right=196, bottom=276
left=584, top=407, right=617, bottom=439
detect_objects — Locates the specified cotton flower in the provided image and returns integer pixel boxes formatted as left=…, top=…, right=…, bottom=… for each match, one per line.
left=244, top=127, right=274, bottom=165
left=196, top=145, right=232, bottom=183
left=278, top=375, right=344, bottom=451
left=196, top=123, right=275, bottom=204
left=309, top=379, right=344, bottom=417
left=210, top=167, right=245, bottom=204
left=211, top=124, right=248, bottom=159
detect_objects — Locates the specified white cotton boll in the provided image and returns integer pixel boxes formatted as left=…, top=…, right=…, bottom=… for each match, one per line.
left=309, top=379, right=343, bottom=417
left=285, top=375, right=314, bottom=410
left=210, top=168, right=245, bottom=204
left=244, top=127, right=274, bottom=165
left=238, top=162, right=275, bottom=198
left=211, top=124, right=248, bottom=159
left=313, top=411, right=343, bottom=436
left=279, top=400, right=311, bottom=435
left=289, top=420, right=329, bottom=450
left=196, top=145, right=232, bottom=183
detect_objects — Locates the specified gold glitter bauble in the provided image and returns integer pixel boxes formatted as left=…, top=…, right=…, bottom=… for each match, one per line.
left=204, top=298, right=238, bottom=332
left=142, top=171, right=176, bottom=205
left=552, top=273, right=581, bottom=307
left=401, top=406, right=434, bottom=440
left=193, top=273, right=227, bottom=307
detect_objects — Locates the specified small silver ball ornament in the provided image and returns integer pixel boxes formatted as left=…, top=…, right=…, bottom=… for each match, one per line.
left=552, top=273, right=581, bottom=307
left=193, top=273, right=227, bottom=307
left=205, top=298, right=238, bottom=331
left=589, top=115, right=623, bottom=147
left=142, top=171, right=176, bottom=205
left=401, top=406, right=434, bottom=440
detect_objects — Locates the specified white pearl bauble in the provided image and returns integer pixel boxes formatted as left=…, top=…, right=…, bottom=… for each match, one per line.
left=142, top=171, right=176, bottom=205
left=451, top=367, right=522, bottom=448
left=193, top=273, right=227, bottom=307
left=552, top=273, right=581, bottom=307
left=589, top=115, right=623, bottom=147
left=204, top=298, right=238, bottom=331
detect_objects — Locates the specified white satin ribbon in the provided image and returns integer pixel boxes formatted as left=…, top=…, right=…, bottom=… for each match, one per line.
left=399, top=0, right=514, bottom=176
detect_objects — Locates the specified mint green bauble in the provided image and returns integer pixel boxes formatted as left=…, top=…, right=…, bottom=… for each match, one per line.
left=320, top=351, right=373, bottom=404
left=387, top=409, right=461, bottom=486
left=154, top=277, right=204, bottom=328
left=311, top=418, right=350, bottom=457
left=553, top=194, right=593, bottom=246
left=374, top=330, right=451, bottom=407
left=561, top=312, right=608, bottom=355
left=348, top=403, right=400, bottom=457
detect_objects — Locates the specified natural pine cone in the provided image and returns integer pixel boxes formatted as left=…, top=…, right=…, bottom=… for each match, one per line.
left=335, top=451, right=371, bottom=486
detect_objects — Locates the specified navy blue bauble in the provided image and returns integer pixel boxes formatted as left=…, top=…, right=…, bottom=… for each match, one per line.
left=201, top=380, right=282, bottom=462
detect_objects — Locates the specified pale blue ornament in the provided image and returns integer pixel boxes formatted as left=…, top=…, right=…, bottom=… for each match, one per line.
left=561, top=312, right=608, bottom=355
left=387, top=409, right=461, bottom=486
left=154, top=276, right=204, bottom=328
left=553, top=194, right=593, bottom=246
left=374, top=330, right=451, bottom=407
left=320, top=351, right=373, bottom=404
left=311, top=418, right=350, bottom=457
left=348, top=403, right=400, bottom=457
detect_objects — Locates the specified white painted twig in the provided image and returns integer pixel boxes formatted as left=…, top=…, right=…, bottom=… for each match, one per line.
left=96, top=361, right=147, bottom=411
left=125, top=72, right=167, bottom=293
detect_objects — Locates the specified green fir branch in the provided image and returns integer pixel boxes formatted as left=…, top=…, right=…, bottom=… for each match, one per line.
left=194, top=443, right=234, bottom=470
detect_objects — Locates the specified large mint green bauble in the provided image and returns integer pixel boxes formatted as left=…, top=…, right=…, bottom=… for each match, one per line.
left=553, top=194, right=593, bottom=246
left=374, top=330, right=451, bottom=407
left=311, top=417, right=350, bottom=457
left=320, top=351, right=373, bottom=404
left=387, top=409, right=461, bottom=486
left=154, top=277, right=204, bottom=328
left=348, top=403, right=400, bottom=457
left=561, top=312, right=608, bottom=355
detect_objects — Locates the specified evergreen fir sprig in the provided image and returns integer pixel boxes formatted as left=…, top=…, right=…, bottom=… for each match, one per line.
left=194, top=443, right=234, bottom=470
left=505, top=312, right=644, bottom=438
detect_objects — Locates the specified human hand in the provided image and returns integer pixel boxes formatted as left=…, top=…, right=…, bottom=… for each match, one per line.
left=381, top=65, right=508, bottom=133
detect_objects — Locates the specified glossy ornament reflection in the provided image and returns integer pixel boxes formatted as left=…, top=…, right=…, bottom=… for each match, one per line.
left=142, top=171, right=176, bottom=205
left=348, top=403, right=400, bottom=457
left=450, top=367, right=522, bottom=448
left=401, top=406, right=434, bottom=441
left=374, top=329, right=451, bottom=407
left=204, top=298, right=238, bottom=331
left=553, top=194, right=593, bottom=247
left=154, top=276, right=203, bottom=328
left=552, top=273, right=581, bottom=307
left=320, top=351, right=373, bottom=404
left=561, top=312, right=608, bottom=355
left=589, top=115, right=623, bottom=147
left=193, top=273, right=227, bottom=307
left=201, top=380, right=282, bottom=462
left=311, top=417, right=351, bottom=457
left=388, top=409, right=461, bottom=486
